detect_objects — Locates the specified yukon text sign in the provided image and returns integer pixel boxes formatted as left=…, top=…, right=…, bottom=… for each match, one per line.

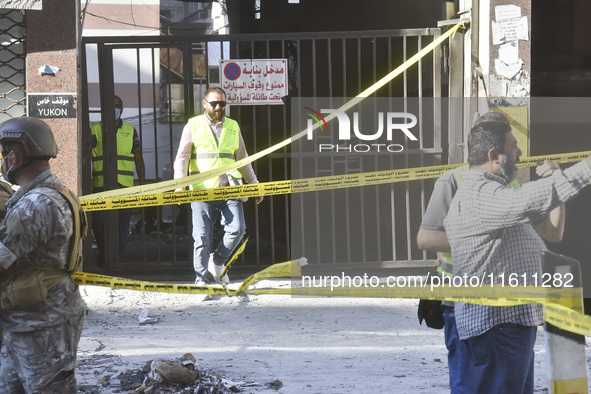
left=28, top=93, right=76, bottom=119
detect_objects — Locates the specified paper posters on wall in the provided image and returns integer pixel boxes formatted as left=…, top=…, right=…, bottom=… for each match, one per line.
left=490, top=5, right=530, bottom=100
left=492, top=16, right=529, bottom=45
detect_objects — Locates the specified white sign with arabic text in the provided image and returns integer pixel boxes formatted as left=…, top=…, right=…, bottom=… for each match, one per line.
left=220, top=59, right=288, bottom=105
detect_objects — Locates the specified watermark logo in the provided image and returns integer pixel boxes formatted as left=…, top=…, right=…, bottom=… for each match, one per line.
left=302, top=107, right=329, bottom=133
left=303, top=108, right=418, bottom=153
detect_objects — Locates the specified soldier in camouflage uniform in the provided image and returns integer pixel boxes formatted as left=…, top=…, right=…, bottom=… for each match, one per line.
left=0, top=117, right=86, bottom=393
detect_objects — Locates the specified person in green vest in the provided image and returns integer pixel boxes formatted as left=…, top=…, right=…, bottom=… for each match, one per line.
left=417, top=111, right=565, bottom=393
left=91, top=95, right=145, bottom=268
left=173, top=87, right=263, bottom=289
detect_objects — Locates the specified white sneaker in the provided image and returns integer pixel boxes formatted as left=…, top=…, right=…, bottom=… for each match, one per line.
left=194, top=280, right=213, bottom=301
left=212, top=263, right=229, bottom=283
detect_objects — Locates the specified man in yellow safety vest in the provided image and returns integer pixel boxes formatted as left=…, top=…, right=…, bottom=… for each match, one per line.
left=174, top=87, right=263, bottom=289
left=91, top=95, right=145, bottom=267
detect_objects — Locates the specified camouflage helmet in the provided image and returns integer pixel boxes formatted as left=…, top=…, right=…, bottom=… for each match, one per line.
left=0, top=117, right=58, bottom=158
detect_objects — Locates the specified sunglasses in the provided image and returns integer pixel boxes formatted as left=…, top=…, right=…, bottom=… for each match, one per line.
left=205, top=100, right=227, bottom=108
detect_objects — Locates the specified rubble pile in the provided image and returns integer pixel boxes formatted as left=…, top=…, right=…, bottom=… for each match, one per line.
left=118, top=354, right=234, bottom=393
left=79, top=353, right=283, bottom=394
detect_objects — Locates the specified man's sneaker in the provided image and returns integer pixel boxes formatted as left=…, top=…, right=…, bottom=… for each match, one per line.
left=211, top=263, right=229, bottom=283
left=194, top=280, right=213, bottom=301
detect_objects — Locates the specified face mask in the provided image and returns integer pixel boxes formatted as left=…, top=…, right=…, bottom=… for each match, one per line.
left=0, top=151, right=15, bottom=183
left=115, top=108, right=121, bottom=120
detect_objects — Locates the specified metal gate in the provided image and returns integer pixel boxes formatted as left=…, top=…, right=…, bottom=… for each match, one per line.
left=81, top=27, right=447, bottom=275
left=0, top=10, right=26, bottom=122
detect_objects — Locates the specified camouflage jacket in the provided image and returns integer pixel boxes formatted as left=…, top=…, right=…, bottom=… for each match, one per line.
left=0, top=170, right=85, bottom=332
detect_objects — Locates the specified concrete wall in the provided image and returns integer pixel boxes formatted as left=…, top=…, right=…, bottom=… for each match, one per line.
left=26, top=0, right=80, bottom=193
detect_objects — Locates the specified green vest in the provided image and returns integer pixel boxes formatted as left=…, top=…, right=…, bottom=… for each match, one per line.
left=437, top=165, right=521, bottom=277
left=91, top=122, right=136, bottom=188
left=187, top=115, right=243, bottom=190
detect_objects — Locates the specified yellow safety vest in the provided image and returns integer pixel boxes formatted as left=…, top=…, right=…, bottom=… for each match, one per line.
left=438, top=165, right=521, bottom=277
left=91, top=122, right=136, bottom=188
left=187, top=115, right=243, bottom=190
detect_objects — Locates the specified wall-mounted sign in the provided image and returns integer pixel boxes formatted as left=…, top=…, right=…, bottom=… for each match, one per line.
left=28, top=93, right=76, bottom=119
left=220, top=59, right=288, bottom=105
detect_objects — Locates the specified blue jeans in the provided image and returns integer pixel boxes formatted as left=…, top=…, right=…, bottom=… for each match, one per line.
left=443, top=307, right=474, bottom=394
left=465, top=323, right=536, bottom=394
left=191, top=199, right=246, bottom=281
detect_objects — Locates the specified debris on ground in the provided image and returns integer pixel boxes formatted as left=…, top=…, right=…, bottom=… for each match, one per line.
left=138, top=306, right=159, bottom=325
left=78, top=352, right=282, bottom=393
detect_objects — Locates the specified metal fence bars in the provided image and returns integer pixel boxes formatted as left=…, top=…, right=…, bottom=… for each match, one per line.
left=81, top=27, right=445, bottom=275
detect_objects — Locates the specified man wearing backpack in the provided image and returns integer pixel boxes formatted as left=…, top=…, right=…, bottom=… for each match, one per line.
left=417, top=112, right=565, bottom=393
left=443, top=116, right=588, bottom=393
left=0, top=117, right=86, bottom=393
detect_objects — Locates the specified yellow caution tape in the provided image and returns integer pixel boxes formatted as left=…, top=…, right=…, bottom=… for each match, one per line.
left=219, top=237, right=248, bottom=294
left=221, top=236, right=248, bottom=279
left=74, top=257, right=591, bottom=337
left=231, top=258, right=306, bottom=296
left=80, top=21, right=465, bottom=204
left=80, top=150, right=591, bottom=211
left=551, top=378, right=588, bottom=394
left=73, top=18, right=591, bottom=337
left=73, top=257, right=304, bottom=298
left=73, top=272, right=229, bottom=296
left=75, top=235, right=250, bottom=296
left=544, top=303, right=591, bottom=338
